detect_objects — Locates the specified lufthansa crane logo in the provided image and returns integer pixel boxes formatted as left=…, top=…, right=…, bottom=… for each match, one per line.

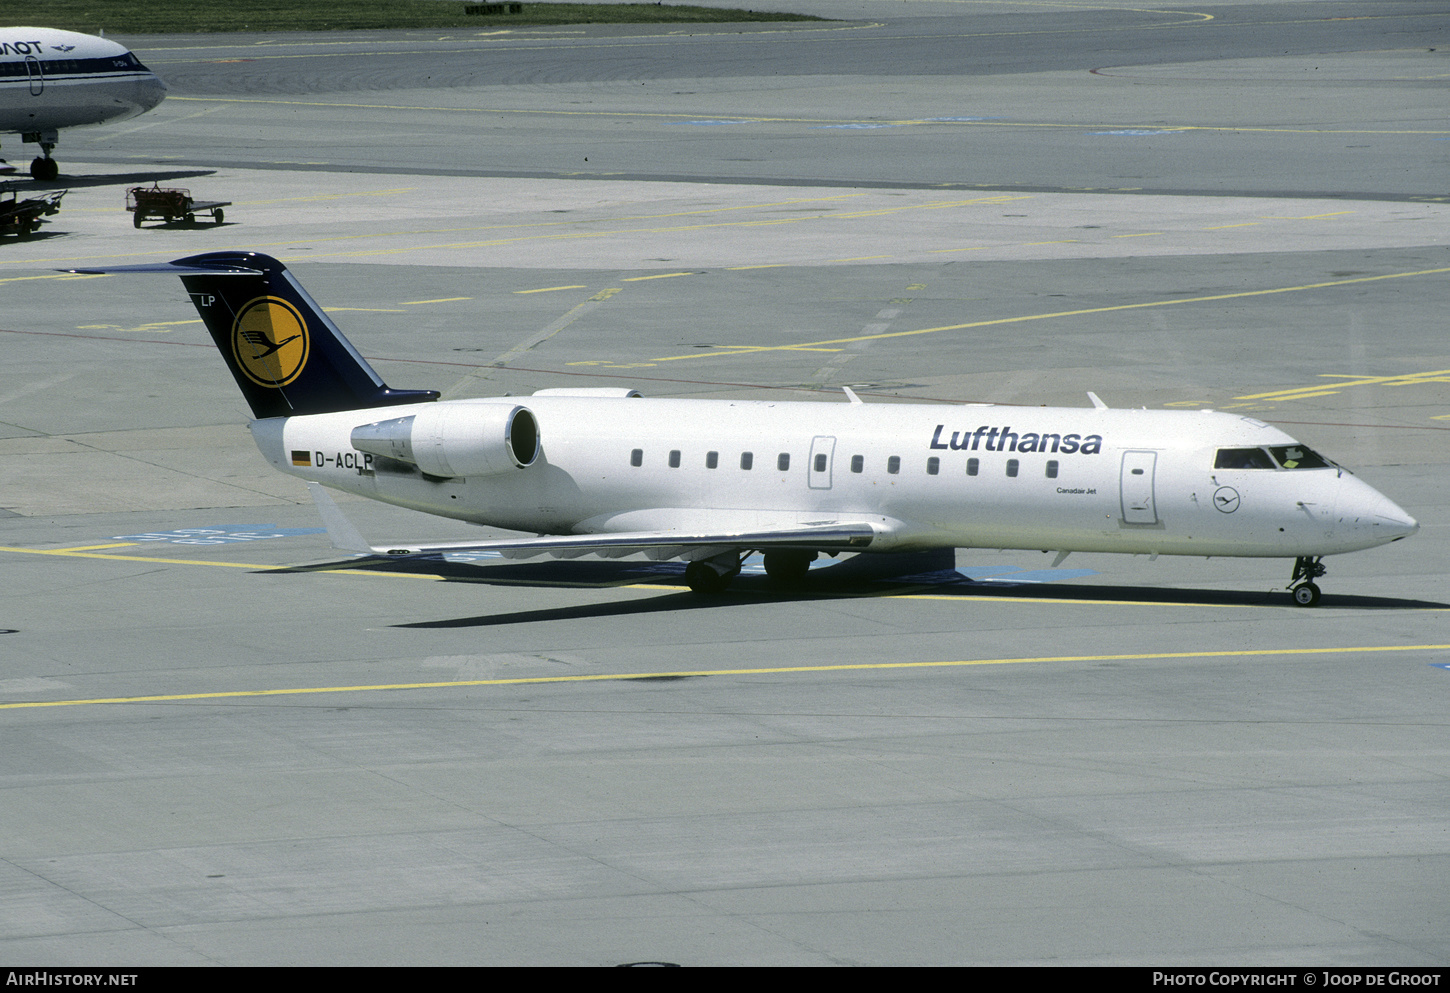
left=1213, top=486, right=1241, bottom=513
left=231, top=296, right=309, bottom=388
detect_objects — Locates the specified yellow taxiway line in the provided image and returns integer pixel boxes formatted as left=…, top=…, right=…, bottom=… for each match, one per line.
left=4, top=644, right=1447, bottom=711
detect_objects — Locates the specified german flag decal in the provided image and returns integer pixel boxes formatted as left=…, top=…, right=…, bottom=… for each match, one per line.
left=291, top=450, right=312, bottom=467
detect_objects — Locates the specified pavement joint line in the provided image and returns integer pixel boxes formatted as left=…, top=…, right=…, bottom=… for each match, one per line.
left=163, top=97, right=1450, bottom=135
left=5, top=645, right=1449, bottom=711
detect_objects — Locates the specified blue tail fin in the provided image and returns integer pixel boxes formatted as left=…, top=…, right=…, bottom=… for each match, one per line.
left=67, top=252, right=439, bottom=418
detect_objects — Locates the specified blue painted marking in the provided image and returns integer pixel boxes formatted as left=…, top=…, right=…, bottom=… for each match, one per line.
left=114, top=525, right=324, bottom=545
left=957, top=565, right=1100, bottom=585
left=978, top=568, right=1099, bottom=585
left=1431, top=663, right=1450, bottom=671
left=1090, top=129, right=1186, bottom=136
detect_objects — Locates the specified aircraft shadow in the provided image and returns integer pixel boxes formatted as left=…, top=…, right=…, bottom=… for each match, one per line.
left=136, top=220, right=233, bottom=230
left=261, top=555, right=1447, bottom=628
left=7, top=169, right=217, bottom=192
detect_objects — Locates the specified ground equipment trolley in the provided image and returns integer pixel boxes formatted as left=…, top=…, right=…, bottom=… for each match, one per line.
left=127, top=184, right=229, bottom=227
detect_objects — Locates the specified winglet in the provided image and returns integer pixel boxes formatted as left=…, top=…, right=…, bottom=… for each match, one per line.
left=307, top=482, right=374, bottom=554
left=1087, top=392, right=1108, bottom=410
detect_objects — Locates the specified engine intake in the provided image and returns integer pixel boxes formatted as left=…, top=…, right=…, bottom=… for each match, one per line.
left=350, top=402, right=539, bottom=478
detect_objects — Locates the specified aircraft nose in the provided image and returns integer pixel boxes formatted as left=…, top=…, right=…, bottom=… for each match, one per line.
left=1340, top=476, right=1418, bottom=542
left=144, top=73, right=168, bottom=108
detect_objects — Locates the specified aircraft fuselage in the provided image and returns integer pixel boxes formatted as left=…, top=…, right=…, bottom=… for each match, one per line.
left=248, top=398, right=1417, bottom=560
left=0, top=28, right=165, bottom=140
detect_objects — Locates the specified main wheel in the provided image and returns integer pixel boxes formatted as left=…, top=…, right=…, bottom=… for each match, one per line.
left=29, top=157, right=57, bottom=181
left=1292, top=582, right=1321, bottom=607
left=763, top=550, right=814, bottom=586
left=684, top=561, right=731, bottom=595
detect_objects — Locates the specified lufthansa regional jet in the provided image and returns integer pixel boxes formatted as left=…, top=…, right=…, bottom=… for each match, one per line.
left=68, top=252, right=1419, bottom=606
left=1, top=27, right=166, bottom=179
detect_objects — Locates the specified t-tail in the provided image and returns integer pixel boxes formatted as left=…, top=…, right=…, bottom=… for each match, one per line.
left=65, top=252, right=439, bottom=418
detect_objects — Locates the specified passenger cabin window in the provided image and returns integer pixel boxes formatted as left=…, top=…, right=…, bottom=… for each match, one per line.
left=741, top=452, right=753, bottom=470
left=668, top=449, right=681, bottom=468
left=1006, top=459, right=1019, bottom=478
left=777, top=453, right=790, bottom=471
left=706, top=451, right=718, bottom=469
left=927, top=457, right=940, bottom=475
left=814, top=453, right=828, bottom=473
left=850, top=455, right=864, bottom=473
left=887, top=456, right=900, bottom=475
left=1046, top=460, right=1059, bottom=479
left=966, top=458, right=979, bottom=477
left=630, top=448, right=643, bottom=467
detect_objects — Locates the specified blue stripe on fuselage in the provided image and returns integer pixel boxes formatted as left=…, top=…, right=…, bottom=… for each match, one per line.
left=0, top=54, right=155, bottom=78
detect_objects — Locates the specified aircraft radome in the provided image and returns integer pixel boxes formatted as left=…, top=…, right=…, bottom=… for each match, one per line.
left=66, top=252, right=1418, bottom=606
left=1, top=27, right=166, bottom=179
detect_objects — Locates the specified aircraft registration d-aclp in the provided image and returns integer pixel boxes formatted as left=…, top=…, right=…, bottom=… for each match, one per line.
left=68, top=252, right=1418, bottom=606
left=1, top=27, right=166, bottom=179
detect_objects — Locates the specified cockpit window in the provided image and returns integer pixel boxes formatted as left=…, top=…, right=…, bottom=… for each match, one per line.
left=1266, top=445, right=1334, bottom=470
left=1214, top=447, right=1277, bottom=469
left=1214, top=446, right=1337, bottom=470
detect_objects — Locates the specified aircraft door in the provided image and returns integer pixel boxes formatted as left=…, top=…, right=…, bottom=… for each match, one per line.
left=26, top=57, right=43, bottom=96
left=808, top=435, right=836, bottom=490
left=1120, top=450, right=1158, bottom=524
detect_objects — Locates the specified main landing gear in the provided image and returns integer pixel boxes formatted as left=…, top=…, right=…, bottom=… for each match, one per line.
left=30, top=153, right=58, bottom=181
left=1289, top=556, right=1327, bottom=607
left=684, top=551, right=742, bottom=595
left=20, top=132, right=59, bottom=181
left=683, top=549, right=820, bottom=594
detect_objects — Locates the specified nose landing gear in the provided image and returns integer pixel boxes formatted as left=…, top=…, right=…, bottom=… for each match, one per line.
left=1290, top=556, right=1326, bottom=607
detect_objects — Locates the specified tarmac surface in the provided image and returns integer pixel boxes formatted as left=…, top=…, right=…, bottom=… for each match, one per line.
left=1, top=0, right=1448, bottom=967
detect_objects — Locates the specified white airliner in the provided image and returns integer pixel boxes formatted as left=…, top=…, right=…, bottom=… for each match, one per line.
left=69, top=252, right=1419, bottom=606
left=1, top=27, right=166, bottom=179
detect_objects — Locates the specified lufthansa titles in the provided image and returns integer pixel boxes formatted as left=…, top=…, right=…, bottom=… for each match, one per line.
left=930, top=424, right=1104, bottom=455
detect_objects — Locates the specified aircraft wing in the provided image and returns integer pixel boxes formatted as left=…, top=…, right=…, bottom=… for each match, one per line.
left=308, top=483, right=875, bottom=560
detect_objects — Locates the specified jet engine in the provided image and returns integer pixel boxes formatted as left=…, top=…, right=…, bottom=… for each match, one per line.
left=350, top=402, right=540, bottom=478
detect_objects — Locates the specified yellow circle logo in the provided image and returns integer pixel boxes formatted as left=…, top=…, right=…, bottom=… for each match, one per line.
left=231, top=296, right=309, bottom=388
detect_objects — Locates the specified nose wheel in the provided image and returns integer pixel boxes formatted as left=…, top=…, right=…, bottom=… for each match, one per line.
left=1289, top=556, right=1326, bottom=607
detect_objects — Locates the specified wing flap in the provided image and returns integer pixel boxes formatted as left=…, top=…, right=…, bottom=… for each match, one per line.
left=307, top=483, right=875, bottom=560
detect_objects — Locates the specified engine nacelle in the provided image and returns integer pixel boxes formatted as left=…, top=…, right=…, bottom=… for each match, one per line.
left=350, top=402, right=540, bottom=478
